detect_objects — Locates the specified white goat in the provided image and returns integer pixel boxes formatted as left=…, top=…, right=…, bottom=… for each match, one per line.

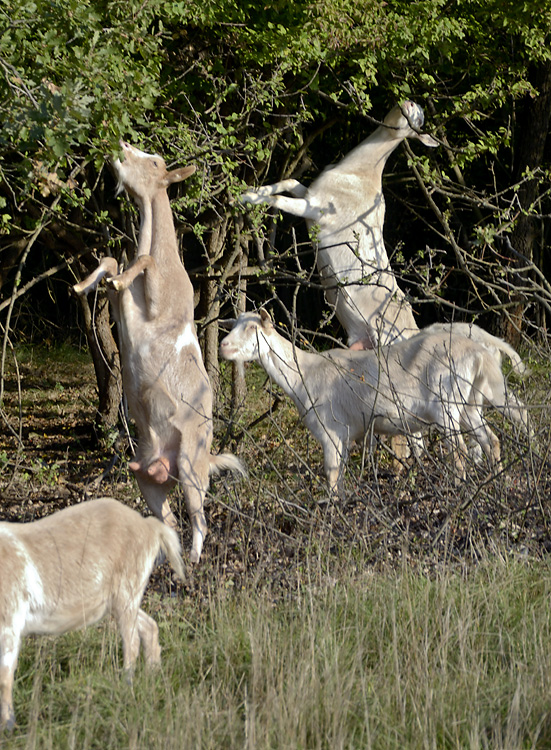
left=74, top=142, right=244, bottom=563
left=0, top=498, right=184, bottom=732
left=219, top=311, right=528, bottom=491
left=240, top=101, right=438, bottom=349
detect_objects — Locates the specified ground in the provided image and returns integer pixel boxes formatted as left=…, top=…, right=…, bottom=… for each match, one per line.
left=0, top=342, right=550, bottom=602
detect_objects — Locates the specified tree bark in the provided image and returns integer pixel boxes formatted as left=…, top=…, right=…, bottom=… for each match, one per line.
left=503, top=61, right=551, bottom=345
left=76, top=291, right=122, bottom=440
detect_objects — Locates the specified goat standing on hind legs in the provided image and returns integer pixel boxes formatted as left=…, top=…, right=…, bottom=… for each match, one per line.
left=240, top=101, right=438, bottom=468
left=240, top=101, right=438, bottom=350
left=73, top=142, right=244, bottom=563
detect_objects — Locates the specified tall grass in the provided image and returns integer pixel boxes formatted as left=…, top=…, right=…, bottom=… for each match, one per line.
left=4, top=555, right=551, bottom=749
left=3, top=347, right=551, bottom=748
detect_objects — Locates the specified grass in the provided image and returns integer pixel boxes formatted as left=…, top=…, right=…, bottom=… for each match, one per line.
left=4, top=556, right=551, bottom=749
left=2, top=345, right=551, bottom=747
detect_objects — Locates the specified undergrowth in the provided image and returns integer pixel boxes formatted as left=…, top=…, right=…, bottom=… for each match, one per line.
left=1, top=345, right=551, bottom=747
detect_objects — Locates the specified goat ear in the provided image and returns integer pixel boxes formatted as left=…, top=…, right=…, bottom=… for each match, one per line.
left=259, top=308, right=273, bottom=328
left=166, top=165, right=197, bottom=184
left=415, top=133, right=439, bottom=148
left=218, top=318, right=236, bottom=330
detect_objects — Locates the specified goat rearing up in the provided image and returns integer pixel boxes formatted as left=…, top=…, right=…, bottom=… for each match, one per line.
left=240, top=102, right=438, bottom=349
left=73, top=142, right=244, bottom=563
left=0, top=498, right=185, bottom=732
left=220, top=311, right=528, bottom=491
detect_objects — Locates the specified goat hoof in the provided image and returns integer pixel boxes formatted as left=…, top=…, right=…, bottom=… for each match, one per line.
left=108, top=279, right=123, bottom=291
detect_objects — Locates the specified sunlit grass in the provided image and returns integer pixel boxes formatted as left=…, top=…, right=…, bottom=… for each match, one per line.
left=4, top=556, right=551, bottom=749
left=2, top=347, right=551, bottom=747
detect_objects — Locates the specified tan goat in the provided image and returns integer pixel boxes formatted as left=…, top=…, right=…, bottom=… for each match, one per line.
left=0, top=497, right=184, bottom=732
left=73, top=142, right=245, bottom=562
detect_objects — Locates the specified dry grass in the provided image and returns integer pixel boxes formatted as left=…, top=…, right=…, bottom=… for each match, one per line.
left=1, top=344, right=551, bottom=747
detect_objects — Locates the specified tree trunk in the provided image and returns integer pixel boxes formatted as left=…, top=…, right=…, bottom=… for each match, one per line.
left=503, top=61, right=551, bottom=346
left=204, top=276, right=221, bottom=403
left=231, top=265, right=248, bottom=412
left=77, top=292, right=122, bottom=441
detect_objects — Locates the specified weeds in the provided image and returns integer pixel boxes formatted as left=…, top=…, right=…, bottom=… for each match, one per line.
left=3, top=558, right=551, bottom=749
left=1, top=346, right=551, bottom=747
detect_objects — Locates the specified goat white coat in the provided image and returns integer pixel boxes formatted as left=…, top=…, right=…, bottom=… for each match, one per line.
left=0, top=498, right=184, bottom=732
left=240, top=102, right=438, bottom=348
left=220, top=311, right=527, bottom=491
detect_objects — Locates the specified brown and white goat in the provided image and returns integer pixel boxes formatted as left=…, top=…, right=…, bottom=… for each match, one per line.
left=240, top=101, right=438, bottom=349
left=220, top=310, right=528, bottom=491
left=0, top=498, right=184, bottom=732
left=74, top=142, right=244, bottom=562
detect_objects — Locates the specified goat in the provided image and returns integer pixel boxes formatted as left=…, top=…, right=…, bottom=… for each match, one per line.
left=240, top=101, right=438, bottom=349
left=421, top=322, right=526, bottom=373
left=219, top=310, right=528, bottom=492
left=73, top=142, right=245, bottom=563
left=0, top=497, right=184, bottom=732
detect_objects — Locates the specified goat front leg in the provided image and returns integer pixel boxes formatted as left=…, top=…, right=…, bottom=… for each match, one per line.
left=0, top=630, right=21, bottom=732
left=322, top=440, right=347, bottom=499
left=107, top=255, right=155, bottom=292
left=240, top=179, right=308, bottom=204
left=389, top=434, right=410, bottom=474
left=73, top=256, right=119, bottom=295
left=255, top=194, right=322, bottom=221
left=444, top=429, right=468, bottom=482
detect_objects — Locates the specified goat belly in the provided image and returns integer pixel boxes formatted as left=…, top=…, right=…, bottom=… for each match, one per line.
left=24, top=598, right=109, bottom=637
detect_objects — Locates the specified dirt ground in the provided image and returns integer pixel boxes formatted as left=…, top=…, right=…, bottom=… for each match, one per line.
left=1, top=344, right=550, bottom=600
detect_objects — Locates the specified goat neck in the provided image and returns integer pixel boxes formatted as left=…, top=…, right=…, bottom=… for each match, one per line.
left=255, top=324, right=319, bottom=416
left=336, top=100, right=434, bottom=178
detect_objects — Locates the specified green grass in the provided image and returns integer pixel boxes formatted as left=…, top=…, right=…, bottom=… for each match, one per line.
left=4, top=556, right=551, bottom=749
left=2, top=346, right=551, bottom=747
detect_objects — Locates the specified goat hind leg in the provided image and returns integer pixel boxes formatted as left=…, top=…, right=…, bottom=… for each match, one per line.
left=464, top=408, right=502, bottom=472
left=179, top=465, right=209, bottom=564
left=183, top=484, right=208, bottom=564
left=117, top=611, right=141, bottom=683
left=136, top=609, right=161, bottom=669
left=135, top=474, right=179, bottom=529
left=0, top=664, right=15, bottom=731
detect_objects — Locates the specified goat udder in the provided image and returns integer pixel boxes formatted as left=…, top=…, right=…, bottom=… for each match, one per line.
left=349, top=337, right=375, bottom=351
left=129, top=456, right=174, bottom=484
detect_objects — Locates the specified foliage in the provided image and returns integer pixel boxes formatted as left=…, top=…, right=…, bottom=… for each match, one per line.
left=1, top=0, right=551, bottom=414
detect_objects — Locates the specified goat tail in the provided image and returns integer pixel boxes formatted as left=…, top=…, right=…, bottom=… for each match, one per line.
left=477, top=350, right=531, bottom=434
left=481, top=334, right=525, bottom=376
left=148, top=518, right=186, bottom=581
left=475, top=331, right=527, bottom=376
left=426, top=322, right=527, bottom=376
left=209, top=452, right=247, bottom=478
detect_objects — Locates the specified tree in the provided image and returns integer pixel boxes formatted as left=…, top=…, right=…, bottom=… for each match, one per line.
left=1, top=0, right=551, bottom=440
